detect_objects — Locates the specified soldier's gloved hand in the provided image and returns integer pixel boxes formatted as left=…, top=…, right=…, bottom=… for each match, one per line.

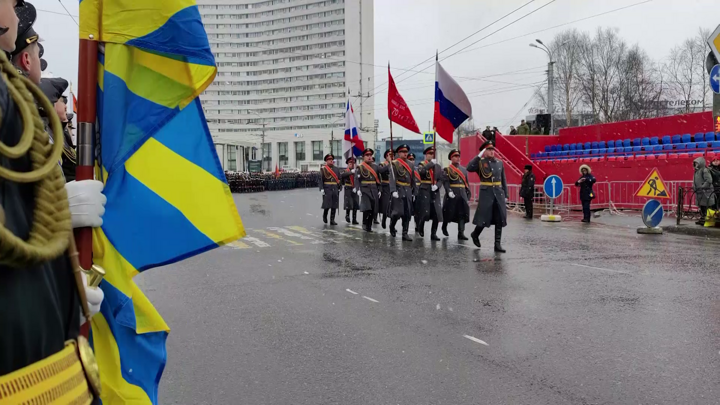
left=392, top=191, right=399, bottom=198
left=412, top=195, right=416, bottom=202
left=321, top=189, right=325, bottom=196
left=79, top=271, right=104, bottom=325
left=449, top=191, right=456, bottom=199
left=505, top=198, right=509, bottom=204
left=353, top=188, right=358, bottom=194
left=357, top=190, right=363, bottom=198
left=351, top=169, right=356, bottom=174
left=66, top=180, right=107, bottom=229
left=378, top=192, right=382, bottom=198
left=478, top=150, right=485, bottom=158
left=431, top=185, right=439, bottom=192
left=431, top=159, right=437, bottom=164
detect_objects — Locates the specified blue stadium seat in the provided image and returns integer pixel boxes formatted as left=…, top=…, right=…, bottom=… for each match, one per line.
left=682, top=134, right=692, bottom=143
left=672, top=135, right=682, bottom=144
left=662, top=144, right=673, bottom=151
left=706, top=132, right=717, bottom=142
left=606, top=147, right=615, bottom=154
left=686, top=142, right=697, bottom=150
left=625, top=146, right=634, bottom=153
left=559, top=151, right=568, bottom=157
left=584, top=142, right=591, bottom=150
left=589, top=149, right=598, bottom=155
left=662, top=136, right=671, bottom=144
left=599, top=148, right=607, bottom=155
left=676, top=143, right=687, bottom=151
left=583, top=150, right=590, bottom=156
left=641, top=137, right=650, bottom=146
left=607, top=140, right=615, bottom=148
left=576, top=143, right=584, bottom=150
left=650, top=137, right=659, bottom=145
left=563, top=144, right=570, bottom=151
left=569, top=143, right=576, bottom=151
left=632, top=138, right=641, bottom=146
left=597, top=141, right=606, bottom=149
left=694, top=133, right=704, bottom=142
left=544, top=146, right=551, bottom=153
left=591, top=141, right=599, bottom=149
left=633, top=146, right=642, bottom=153
left=652, top=145, right=662, bottom=153
left=531, top=153, right=536, bottom=159
left=550, top=145, right=558, bottom=152
left=623, top=139, right=631, bottom=147
left=712, top=141, right=720, bottom=149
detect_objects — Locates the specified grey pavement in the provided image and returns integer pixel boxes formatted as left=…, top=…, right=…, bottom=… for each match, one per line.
left=139, top=188, right=720, bottom=405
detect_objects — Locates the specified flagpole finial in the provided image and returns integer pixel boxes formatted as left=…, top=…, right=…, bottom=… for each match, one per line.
left=436, top=50, right=438, bottom=61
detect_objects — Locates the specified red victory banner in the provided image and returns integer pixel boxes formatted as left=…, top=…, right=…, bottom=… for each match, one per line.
left=388, top=64, right=420, bottom=134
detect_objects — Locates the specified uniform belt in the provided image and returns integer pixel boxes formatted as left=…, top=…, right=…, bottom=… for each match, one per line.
left=0, top=340, right=94, bottom=405
left=450, top=184, right=466, bottom=188
left=420, top=180, right=433, bottom=184
left=480, top=182, right=502, bottom=186
left=396, top=181, right=410, bottom=186
left=324, top=182, right=337, bottom=185
left=381, top=180, right=389, bottom=184
left=361, top=181, right=377, bottom=184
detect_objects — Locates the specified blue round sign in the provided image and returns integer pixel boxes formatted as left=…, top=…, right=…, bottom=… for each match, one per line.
left=543, top=175, right=564, bottom=198
left=642, top=199, right=664, bottom=228
left=711, top=64, right=720, bottom=94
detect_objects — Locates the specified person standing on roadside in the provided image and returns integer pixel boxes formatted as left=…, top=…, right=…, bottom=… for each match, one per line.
left=520, top=165, right=535, bottom=219
left=575, top=164, right=596, bottom=223
left=693, top=157, right=715, bottom=225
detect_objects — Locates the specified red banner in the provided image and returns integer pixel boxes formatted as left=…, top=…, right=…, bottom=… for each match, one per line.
left=388, top=65, right=420, bottom=134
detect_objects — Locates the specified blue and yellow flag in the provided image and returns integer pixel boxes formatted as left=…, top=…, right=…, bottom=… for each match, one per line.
left=79, top=1, right=245, bottom=403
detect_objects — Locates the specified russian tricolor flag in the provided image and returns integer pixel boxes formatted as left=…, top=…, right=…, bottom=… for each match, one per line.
left=343, top=99, right=364, bottom=160
left=433, top=61, right=472, bottom=143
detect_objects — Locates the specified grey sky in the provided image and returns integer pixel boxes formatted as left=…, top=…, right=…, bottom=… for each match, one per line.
left=32, top=0, right=719, bottom=142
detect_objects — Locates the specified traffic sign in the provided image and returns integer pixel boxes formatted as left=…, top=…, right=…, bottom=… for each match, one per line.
left=711, top=64, right=720, bottom=94
left=635, top=168, right=669, bottom=199
left=642, top=199, right=664, bottom=228
left=543, top=175, right=563, bottom=198
left=423, top=132, right=435, bottom=145
left=708, top=24, right=720, bottom=65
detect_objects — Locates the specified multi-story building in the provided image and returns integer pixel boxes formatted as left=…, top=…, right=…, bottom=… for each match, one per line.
left=198, top=0, right=374, bottom=172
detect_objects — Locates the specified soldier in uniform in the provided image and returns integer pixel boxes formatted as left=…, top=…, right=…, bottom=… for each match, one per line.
left=319, top=153, right=341, bottom=225
left=1, top=1, right=106, bottom=401
left=378, top=148, right=394, bottom=229
left=355, top=148, right=383, bottom=232
left=408, top=152, right=421, bottom=234
left=416, top=147, right=444, bottom=240
left=442, top=149, right=471, bottom=240
left=389, top=144, right=416, bottom=241
left=340, top=156, right=359, bottom=224
left=467, top=141, right=508, bottom=252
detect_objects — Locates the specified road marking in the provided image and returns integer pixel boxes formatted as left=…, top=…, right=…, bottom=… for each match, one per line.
left=243, top=237, right=271, bottom=248
left=227, top=241, right=250, bottom=249
left=267, top=227, right=316, bottom=240
left=362, top=296, right=379, bottom=303
left=570, top=263, right=630, bottom=275
left=463, top=335, right=489, bottom=346
left=346, top=289, right=358, bottom=295
left=323, top=229, right=356, bottom=238
left=303, top=271, right=309, bottom=275
left=254, top=230, right=303, bottom=245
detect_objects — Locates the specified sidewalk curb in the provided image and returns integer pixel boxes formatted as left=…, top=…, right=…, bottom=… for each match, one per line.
left=663, top=224, right=720, bottom=238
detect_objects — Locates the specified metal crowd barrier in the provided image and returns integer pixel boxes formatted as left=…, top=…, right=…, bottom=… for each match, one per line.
left=676, top=186, right=720, bottom=225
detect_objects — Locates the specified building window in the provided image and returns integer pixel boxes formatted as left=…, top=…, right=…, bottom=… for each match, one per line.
left=262, top=142, right=272, bottom=171
left=331, top=140, right=342, bottom=158
left=312, top=140, right=323, bottom=161
left=295, top=141, right=305, bottom=164
left=227, top=146, right=237, bottom=171
left=278, top=142, right=288, bottom=168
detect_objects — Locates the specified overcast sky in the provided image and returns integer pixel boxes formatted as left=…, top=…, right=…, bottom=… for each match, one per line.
left=32, top=0, right=719, bottom=141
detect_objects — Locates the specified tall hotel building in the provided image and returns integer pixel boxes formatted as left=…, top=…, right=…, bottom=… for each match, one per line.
left=197, top=0, right=374, bottom=171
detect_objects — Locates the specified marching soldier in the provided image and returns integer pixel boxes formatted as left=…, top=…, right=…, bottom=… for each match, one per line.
left=355, top=148, right=383, bottom=232
left=319, top=153, right=341, bottom=225
left=441, top=149, right=470, bottom=240
left=389, top=144, right=416, bottom=241
left=408, top=152, right=421, bottom=234
left=467, top=141, right=508, bottom=252
left=378, top=149, right=394, bottom=229
left=341, top=157, right=359, bottom=224
left=416, top=147, right=444, bottom=240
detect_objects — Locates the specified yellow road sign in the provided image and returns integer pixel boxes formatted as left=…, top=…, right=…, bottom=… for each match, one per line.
left=709, top=24, right=720, bottom=64
left=635, top=168, right=669, bottom=199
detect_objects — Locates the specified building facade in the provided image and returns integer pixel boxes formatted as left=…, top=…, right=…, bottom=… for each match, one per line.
left=198, top=0, right=374, bottom=172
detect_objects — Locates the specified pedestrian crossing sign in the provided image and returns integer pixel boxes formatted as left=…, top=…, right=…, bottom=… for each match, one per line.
left=635, top=168, right=669, bottom=199
left=423, top=132, right=435, bottom=144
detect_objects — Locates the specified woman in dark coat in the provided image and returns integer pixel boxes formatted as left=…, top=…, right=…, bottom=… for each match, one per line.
left=575, top=164, right=596, bottom=223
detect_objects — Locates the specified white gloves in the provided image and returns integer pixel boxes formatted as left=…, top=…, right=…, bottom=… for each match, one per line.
left=449, top=191, right=456, bottom=199
left=321, top=189, right=325, bottom=196
left=351, top=169, right=356, bottom=174
left=478, top=149, right=485, bottom=158
left=357, top=190, right=363, bottom=198
left=431, top=159, right=437, bottom=164
left=79, top=271, right=104, bottom=324
left=378, top=192, right=382, bottom=198
left=392, top=191, right=399, bottom=198
left=431, top=185, right=439, bottom=192
left=66, top=180, right=107, bottom=229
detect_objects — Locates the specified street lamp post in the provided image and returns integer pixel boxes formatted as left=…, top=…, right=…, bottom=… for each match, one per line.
left=530, top=39, right=554, bottom=135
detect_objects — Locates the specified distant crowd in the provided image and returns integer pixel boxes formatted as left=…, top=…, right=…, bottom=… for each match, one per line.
left=225, top=171, right=321, bottom=193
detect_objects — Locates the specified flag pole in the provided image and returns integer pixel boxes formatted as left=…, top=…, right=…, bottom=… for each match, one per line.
left=76, top=35, right=99, bottom=337
left=433, top=50, right=437, bottom=155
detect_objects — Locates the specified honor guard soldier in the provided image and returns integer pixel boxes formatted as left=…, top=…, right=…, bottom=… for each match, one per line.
left=389, top=144, right=416, bottom=241
left=467, top=141, right=508, bottom=252
left=355, top=148, right=384, bottom=232
left=340, top=157, right=359, bottom=224
left=378, top=149, right=394, bottom=229
left=319, top=153, right=342, bottom=225
left=407, top=152, right=421, bottom=234
left=442, top=149, right=471, bottom=240
left=0, top=1, right=107, bottom=401
left=416, top=147, right=444, bottom=240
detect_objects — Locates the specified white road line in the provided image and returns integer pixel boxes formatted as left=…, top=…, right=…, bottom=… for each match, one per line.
left=570, top=263, right=630, bottom=275
left=346, top=289, right=358, bottom=295
left=267, top=227, right=316, bottom=240
left=463, top=335, right=489, bottom=346
left=303, top=271, right=310, bottom=275
left=362, top=296, right=379, bottom=303
left=243, top=237, right=271, bottom=248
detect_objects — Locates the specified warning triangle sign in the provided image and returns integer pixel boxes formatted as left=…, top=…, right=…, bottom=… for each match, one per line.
left=635, top=168, right=670, bottom=199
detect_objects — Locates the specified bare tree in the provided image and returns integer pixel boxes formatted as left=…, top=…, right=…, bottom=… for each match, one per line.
left=695, top=28, right=712, bottom=111
left=663, top=38, right=703, bottom=114
left=548, top=29, right=584, bottom=128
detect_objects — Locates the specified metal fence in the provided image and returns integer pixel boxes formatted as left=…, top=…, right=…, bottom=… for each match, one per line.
left=676, top=187, right=720, bottom=225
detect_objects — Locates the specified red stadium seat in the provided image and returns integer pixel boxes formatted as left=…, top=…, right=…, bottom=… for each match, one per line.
left=707, top=151, right=715, bottom=160
left=692, top=153, right=704, bottom=159
left=635, top=155, right=646, bottom=161
left=678, top=153, right=689, bottom=159
left=657, top=153, right=667, bottom=159
left=625, top=155, right=635, bottom=161
left=591, top=157, right=599, bottom=162
left=667, top=154, right=678, bottom=160
left=608, top=156, right=617, bottom=162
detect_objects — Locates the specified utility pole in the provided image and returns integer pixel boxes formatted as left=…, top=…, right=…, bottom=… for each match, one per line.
left=531, top=39, right=555, bottom=134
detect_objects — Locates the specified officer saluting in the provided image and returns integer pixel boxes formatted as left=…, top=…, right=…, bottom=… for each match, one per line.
left=355, top=148, right=383, bottom=232
left=442, top=149, right=471, bottom=240
left=467, top=141, right=508, bottom=252
left=416, top=146, right=443, bottom=240
left=340, top=157, right=359, bottom=224
left=319, top=153, right=341, bottom=225
left=389, top=144, right=416, bottom=241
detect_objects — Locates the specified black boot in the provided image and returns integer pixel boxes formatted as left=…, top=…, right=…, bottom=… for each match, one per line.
left=345, top=210, right=351, bottom=224
left=442, top=222, right=449, bottom=237
left=494, top=226, right=506, bottom=253
left=373, top=212, right=380, bottom=225
left=382, top=214, right=387, bottom=229
left=330, top=209, right=338, bottom=226
left=363, top=213, right=372, bottom=232
left=323, top=209, right=329, bottom=224
left=458, top=220, right=468, bottom=240
left=471, top=226, right=483, bottom=248
left=418, top=221, right=425, bottom=238
left=402, top=218, right=412, bottom=241
left=430, top=221, right=440, bottom=241
left=390, top=218, right=398, bottom=237
left=352, top=210, right=359, bottom=225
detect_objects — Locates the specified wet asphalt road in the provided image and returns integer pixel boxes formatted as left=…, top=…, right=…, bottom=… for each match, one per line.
left=139, top=188, right=720, bottom=405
